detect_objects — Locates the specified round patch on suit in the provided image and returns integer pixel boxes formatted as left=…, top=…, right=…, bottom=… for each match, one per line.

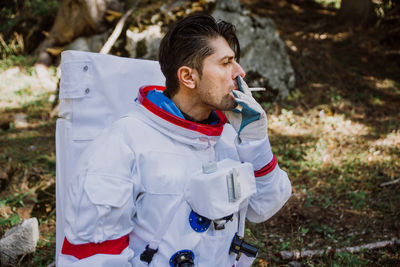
left=188, top=210, right=211, bottom=232
left=169, top=249, right=195, bottom=267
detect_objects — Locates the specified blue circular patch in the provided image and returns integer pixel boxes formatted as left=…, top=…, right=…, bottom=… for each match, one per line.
left=169, top=249, right=195, bottom=267
left=189, top=210, right=211, bottom=232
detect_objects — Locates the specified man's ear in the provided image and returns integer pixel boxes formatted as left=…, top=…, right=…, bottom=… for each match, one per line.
left=177, top=66, right=198, bottom=89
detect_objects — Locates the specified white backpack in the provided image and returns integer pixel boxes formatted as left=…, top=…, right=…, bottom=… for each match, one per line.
left=56, top=50, right=165, bottom=264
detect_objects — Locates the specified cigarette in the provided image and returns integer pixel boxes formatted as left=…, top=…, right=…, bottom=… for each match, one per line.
left=249, top=87, right=266, bottom=92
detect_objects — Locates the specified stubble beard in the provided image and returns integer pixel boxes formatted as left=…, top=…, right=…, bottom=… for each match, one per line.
left=198, top=84, right=238, bottom=111
left=217, top=94, right=238, bottom=111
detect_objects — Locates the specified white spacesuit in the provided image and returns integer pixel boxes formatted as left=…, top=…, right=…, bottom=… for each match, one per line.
left=58, top=79, right=292, bottom=266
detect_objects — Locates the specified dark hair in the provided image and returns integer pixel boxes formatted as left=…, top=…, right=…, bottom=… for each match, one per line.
left=158, top=13, right=240, bottom=97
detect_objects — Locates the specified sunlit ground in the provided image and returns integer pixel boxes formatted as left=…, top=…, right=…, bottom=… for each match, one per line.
left=0, top=60, right=57, bottom=266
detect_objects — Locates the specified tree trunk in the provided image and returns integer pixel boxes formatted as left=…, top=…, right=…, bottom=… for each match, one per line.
left=35, top=0, right=121, bottom=65
left=339, top=0, right=375, bottom=27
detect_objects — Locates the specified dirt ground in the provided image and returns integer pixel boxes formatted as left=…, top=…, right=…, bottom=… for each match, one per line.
left=241, top=0, right=400, bottom=265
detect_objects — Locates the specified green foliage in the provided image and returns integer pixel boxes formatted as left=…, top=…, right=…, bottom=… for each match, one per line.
left=280, top=241, right=291, bottom=250
left=312, top=223, right=335, bottom=238
left=313, top=0, right=399, bottom=20
left=374, top=0, right=398, bottom=18
left=348, top=190, right=367, bottom=210
left=31, top=236, right=56, bottom=267
left=0, top=191, right=32, bottom=208
left=314, top=0, right=341, bottom=9
left=287, top=88, right=304, bottom=102
left=335, top=251, right=370, bottom=266
left=0, top=54, right=36, bottom=70
left=0, top=213, right=20, bottom=228
left=0, top=36, right=25, bottom=58
left=0, top=0, right=60, bottom=58
left=0, top=0, right=60, bottom=33
left=24, top=0, right=60, bottom=17
left=0, top=191, right=35, bottom=228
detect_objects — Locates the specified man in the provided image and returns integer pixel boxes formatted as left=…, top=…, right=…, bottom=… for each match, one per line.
left=58, top=14, right=291, bottom=267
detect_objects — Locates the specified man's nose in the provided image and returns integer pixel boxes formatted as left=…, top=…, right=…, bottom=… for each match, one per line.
left=233, top=61, right=245, bottom=79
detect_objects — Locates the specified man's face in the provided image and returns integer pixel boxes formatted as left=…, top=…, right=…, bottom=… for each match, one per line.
left=194, top=36, right=245, bottom=111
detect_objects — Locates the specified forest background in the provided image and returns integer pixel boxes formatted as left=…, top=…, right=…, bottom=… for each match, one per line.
left=0, top=0, right=399, bottom=266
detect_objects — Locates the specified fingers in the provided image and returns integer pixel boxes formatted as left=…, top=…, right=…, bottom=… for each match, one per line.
left=237, top=76, right=245, bottom=93
left=232, top=89, right=247, bottom=99
left=232, top=90, right=253, bottom=104
left=236, top=76, right=252, bottom=96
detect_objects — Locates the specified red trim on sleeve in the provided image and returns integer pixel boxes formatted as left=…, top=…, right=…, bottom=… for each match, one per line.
left=138, top=85, right=227, bottom=136
left=254, top=155, right=277, bottom=177
left=61, top=235, right=129, bottom=260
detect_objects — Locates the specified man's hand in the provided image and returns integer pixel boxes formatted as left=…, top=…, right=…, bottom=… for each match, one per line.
left=224, top=76, right=268, bottom=142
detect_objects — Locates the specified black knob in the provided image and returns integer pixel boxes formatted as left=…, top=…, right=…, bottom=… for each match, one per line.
left=170, top=250, right=195, bottom=267
left=229, top=233, right=258, bottom=258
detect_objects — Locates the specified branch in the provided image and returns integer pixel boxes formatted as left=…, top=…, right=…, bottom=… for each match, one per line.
left=277, top=239, right=400, bottom=260
left=380, top=178, right=400, bottom=187
left=99, top=8, right=133, bottom=54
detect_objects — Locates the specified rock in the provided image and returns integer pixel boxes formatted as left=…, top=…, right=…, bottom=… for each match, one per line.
left=0, top=218, right=39, bottom=264
left=35, top=64, right=57, bottom=91
left=66, top=33, right=108, bottom=53
left=212, top=0, right=295, bottom=99
left=125, top=25, right=163, bottom=60
left=66, top=37, right=90, bottom=52
left=100, top=0, right=293, bottom=99
left=160, top=0, right=188, bottom=13
left=215, top=0, right=241, bottom=12
left=14, top=113, right=28, bottom=128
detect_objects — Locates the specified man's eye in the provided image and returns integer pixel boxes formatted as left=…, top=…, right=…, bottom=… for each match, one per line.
left=223, top=61, right=231, bottom=65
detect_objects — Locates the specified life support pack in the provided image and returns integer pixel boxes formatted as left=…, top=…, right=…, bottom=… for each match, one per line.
left=185, top=159, right=256, bottom=220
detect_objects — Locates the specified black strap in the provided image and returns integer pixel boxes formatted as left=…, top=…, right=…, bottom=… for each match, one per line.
left=140, top=244, right=158, bottom=264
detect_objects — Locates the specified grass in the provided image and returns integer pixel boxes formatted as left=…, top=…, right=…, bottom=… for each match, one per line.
left=242, top=0, right=400, bottom=265
left=0, top=55, right=57, bottom=266
left=251, top=77, right=400, bottom=264
left=314, top=0, right=341, bottom=9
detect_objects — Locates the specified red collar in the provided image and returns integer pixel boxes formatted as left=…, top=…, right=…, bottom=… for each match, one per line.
left=138, top=86, right=227, bottom=136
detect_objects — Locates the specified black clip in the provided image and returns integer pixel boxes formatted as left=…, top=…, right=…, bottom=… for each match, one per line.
left=213, top=214, right=234, bottom=230
left=140, top=244, right=158, bottom=264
